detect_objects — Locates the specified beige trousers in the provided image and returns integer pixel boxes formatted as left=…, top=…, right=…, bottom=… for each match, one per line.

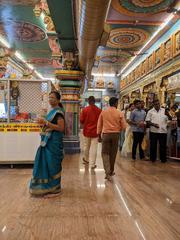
left=83, top=136, right=98, bottom=166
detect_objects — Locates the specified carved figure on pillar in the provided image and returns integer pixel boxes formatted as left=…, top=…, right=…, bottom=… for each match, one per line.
left=0, top=48, right=9, bottom=78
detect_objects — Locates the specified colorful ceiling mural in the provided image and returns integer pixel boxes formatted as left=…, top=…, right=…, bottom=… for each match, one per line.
left=93, top=0, right=179, bottom=76
left=0, top=21, right=46, bottom=42
left=107, top=27, right=149, bottom=49
left=0, top=0, right=178, bottom=82
left=0, top=0, right=77, bottom=79
left=0, top=3, right=53, bottom=77
left=112, top=0, right=176, bottom=16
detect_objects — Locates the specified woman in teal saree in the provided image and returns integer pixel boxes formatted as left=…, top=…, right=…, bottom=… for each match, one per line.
left=29, top=91, right=65, bottom=196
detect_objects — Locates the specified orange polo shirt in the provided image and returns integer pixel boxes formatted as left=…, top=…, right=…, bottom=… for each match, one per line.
left=97, top=107, right=126, bottom=134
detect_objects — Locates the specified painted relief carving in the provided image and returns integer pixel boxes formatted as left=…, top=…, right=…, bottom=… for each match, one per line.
left=0, top=48, right=9, bottom=78
left=175, top=31, right=180, bottom=54
left=148, top=55, right=153, bottom=71
left=48, top=36, right=61, bottom=57
left=44, top=16, right=55, bottom=32
left=33, top=0, right=49, bottom=17
left=96, top=79, right=105, bottom=88
left=22, top=69, right=34, bottom=79
left=107, top=81, right=114, bottom=89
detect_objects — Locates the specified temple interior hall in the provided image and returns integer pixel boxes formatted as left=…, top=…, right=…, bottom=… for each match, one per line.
left=0, top=0, right=180, bottom=240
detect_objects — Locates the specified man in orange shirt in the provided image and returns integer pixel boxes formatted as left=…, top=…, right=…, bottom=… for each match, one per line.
left=97, top=97, right=126, bottom=180
left=80, top=96, right=101, bottom=169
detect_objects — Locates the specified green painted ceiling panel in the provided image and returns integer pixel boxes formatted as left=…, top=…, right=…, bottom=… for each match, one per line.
left=0, top=5, right=53, bottom=77
left=47, top=0, right=77, bottom=51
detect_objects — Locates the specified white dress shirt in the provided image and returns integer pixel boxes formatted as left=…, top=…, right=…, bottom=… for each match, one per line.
left=146, top=107, right=168, bottom=133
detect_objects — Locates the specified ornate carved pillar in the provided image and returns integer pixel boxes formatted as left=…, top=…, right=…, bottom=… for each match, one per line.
left=56, top=70, right=83, bottom=154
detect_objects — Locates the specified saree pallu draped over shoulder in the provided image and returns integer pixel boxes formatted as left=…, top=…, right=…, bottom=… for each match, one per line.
left=29, top=107, right=64, bottom=195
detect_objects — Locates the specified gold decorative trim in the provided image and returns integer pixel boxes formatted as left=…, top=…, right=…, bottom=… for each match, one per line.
left=31, top=171, right=61, bottom=184
left=29, top=184, right=61, bottom=195
left=120, top=58, right=180, bottom=98
left=55, top=70, right=83, bottom=75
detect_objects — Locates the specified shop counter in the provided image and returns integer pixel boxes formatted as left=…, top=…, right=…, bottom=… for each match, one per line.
left=0, top=123, right=41, bottom=164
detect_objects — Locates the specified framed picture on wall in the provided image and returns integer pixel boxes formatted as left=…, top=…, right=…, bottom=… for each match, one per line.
left=138, top=64, right=142, bottom=78
left=139, top=63, right=143, bottom=77
left=163, top=38, right=172, bottom=63
left=142, top=60, right=147, bottom=76
left=126, top=75, right=130, bottom=85
left=154, top=47, right=161, bottom=68
left=132, top=70, right=135, bottom=82
left=135, top=68, right=138, bottom=80
left=173, top=30, right=180, bottom=57
left=148, top=54, right=154, bottom=72
left=136, top=66, right=139, bottom=79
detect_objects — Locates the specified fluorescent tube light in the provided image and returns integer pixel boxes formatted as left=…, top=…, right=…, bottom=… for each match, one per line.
left=92, top=73, right=115, bottom=77
left=0, top=36, right=10, bottom=48
left=88, top=88, right=105, bottom=92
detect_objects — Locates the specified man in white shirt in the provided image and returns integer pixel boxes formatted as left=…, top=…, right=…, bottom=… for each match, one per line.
left=146, top=99, right=168, bottom=163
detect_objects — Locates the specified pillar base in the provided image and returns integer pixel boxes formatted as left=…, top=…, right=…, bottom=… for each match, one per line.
left=63, top=136, right=81, bottom=154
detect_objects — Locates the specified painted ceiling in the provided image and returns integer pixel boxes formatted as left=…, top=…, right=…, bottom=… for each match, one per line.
left=0, top=0, right=76, bottom=79
left=93, top=0, right=179, bottom=75
left=0, top=2, right=50, bottom=77
left=0, top=0, right=179, bottom=81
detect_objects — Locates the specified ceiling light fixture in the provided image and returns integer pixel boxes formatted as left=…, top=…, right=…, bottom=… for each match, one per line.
left=88, top=88, right=105, bottom=92
left=117, top=13, right=176, bottom=77
left=43, top=77, right=56, bottom=81
left=105, top=0, right=112, bottom=21
left=34, top=70, right=43, bottom=80
left=15, top=51, right=26, bottom=63
left=92, top=73, right=115, bottom=77
left=26, top=64, right=34, bottom=70
left=0, top=35, right=55, bottom=81
left=0, top=36, right=10, bottom=48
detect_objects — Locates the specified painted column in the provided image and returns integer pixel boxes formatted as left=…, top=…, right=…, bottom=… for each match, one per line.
left=55, top=70, right=83, bottom=154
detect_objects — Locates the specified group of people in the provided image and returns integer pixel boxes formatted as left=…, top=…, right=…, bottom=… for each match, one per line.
left=28, top=91, right=179, bottom=197
left=121, top=99, right=180, bottom=163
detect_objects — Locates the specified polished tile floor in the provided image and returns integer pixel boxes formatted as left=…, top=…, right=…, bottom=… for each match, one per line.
left=0, top=146, right=180, bottom=240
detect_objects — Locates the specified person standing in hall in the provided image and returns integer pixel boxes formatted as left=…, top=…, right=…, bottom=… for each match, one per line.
left=97, top=97, right=126, bottom=180
left=121, top=103, right=135, bottom=157
left=80, top=96, right=101, bottom=169
left=145, top=99, right=169, bottom=163
left=129, top=99, right=146, bottom=160
left=29, top=91, right=65, bottom=196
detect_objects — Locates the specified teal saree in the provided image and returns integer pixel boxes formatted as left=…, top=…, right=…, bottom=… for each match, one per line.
left=29, top=107, right=64, bottom=195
